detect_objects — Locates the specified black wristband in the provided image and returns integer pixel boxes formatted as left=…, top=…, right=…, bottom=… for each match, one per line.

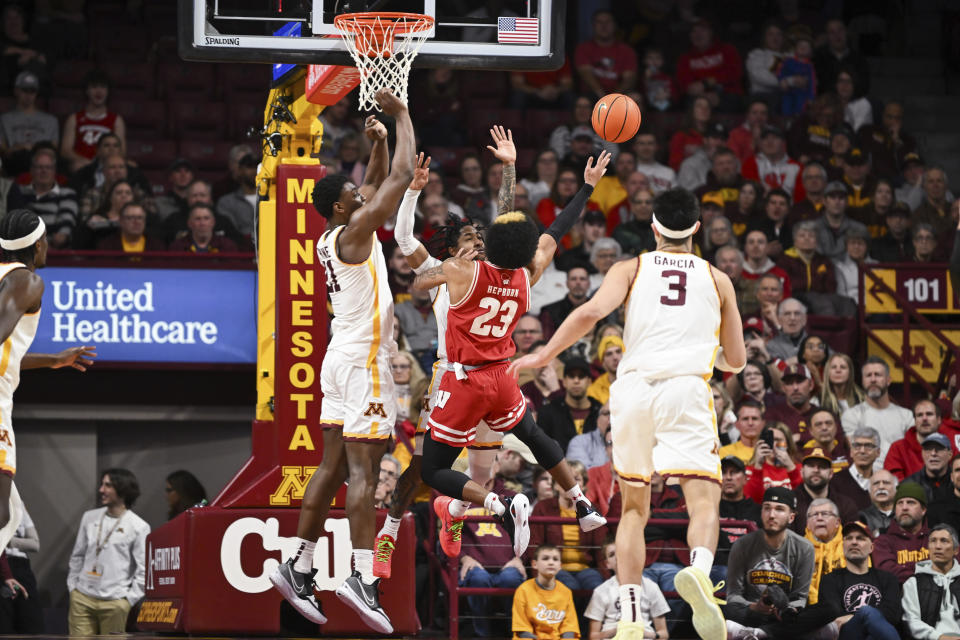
left=545, top=183, right=595, bottom=242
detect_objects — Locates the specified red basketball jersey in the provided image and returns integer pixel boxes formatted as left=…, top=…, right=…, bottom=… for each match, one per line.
left=73, top=111, right=119, bottom=160
left=445, top=261, right=530, bottom=366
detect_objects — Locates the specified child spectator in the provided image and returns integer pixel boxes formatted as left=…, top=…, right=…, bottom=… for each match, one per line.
left=512, top=544, right=580, bottom=640
left=585, top=541, right=669, bottom=640
left=778, top=33, right=816, bottom=117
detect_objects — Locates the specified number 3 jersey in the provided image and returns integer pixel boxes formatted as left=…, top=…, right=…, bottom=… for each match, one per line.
left=445, top=261, right=530, bottom=366
left=620, top=251, right=721, bottom=380
left=317, top=227, right=397, bottom=363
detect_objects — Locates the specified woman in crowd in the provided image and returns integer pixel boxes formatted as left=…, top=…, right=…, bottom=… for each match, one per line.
left=521, top=149, right=559, bottom=210
left=857, top=178, right=895, bottom=238
left=451, top=153, right=485, bottom=208
left=531, top=467, right=554, bottom=507
left=743, top=423, right=802, bottom=503
left=835, top=68, right=873, bottom=132
left=78, top=178, right=135, bottom=248
left=731, top=180, right=762, bottom=238
left=166, top=470, right=207, bottom=520
left=797, top=334, right=831, bottom=393
left=728, top=359, right=781, bottom=407
left=701, top=215, right=737, bottom=264
left=820, top=352, right=866, bottom=416
left=536, top=166, right=581, bottom=231
left=390, top=350, right=427, bottom=424
left=668, top=96, right=711, bottom=170
left=712, top=380, right=739, bottom=445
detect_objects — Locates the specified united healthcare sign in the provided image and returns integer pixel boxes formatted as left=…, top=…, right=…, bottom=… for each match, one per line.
left=31, top=267, right=257, bottom=364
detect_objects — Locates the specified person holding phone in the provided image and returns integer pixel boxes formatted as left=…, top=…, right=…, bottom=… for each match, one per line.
left=744, top=423, right=802, bottom=503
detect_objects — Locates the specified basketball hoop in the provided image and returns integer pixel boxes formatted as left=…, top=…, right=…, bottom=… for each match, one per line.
left=334, top=12, right=434, bottom=112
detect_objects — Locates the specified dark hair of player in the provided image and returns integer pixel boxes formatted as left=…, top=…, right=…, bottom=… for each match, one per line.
left=311, top=174, right=351, bottom=220
left=652, top=188, right=700, bottom=239
left=426, top=213, right=473, bottom=259
left=485, top=212, right=538, bottom=269
left=0, top=209, right=42, bottom=265
left=101, top=467, right=141, bottom=507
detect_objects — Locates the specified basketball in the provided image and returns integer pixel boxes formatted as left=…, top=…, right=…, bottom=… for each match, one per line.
left=591, top=93, right=642, bottom=144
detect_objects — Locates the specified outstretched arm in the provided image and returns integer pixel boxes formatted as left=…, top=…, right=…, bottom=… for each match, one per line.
left=360, top=115, right=390, bottom=193
left=486, top=126, right=516, bottom=215
left=525, top=151, right=611, bottom=285
left=412, top=253, right=476, bottom=293
left=340, top=89, right=416, bottom=245
left=509, top=259, right=634, bottom=375
left=396, top=153, right=432, bottom=270
left=22, top=346, right=97, bottom=371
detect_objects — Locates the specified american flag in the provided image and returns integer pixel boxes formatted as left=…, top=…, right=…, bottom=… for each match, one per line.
left=497, top=16, right=539, bottom=44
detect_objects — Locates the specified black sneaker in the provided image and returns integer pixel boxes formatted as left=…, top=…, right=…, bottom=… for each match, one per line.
left=497, top=493, right=530, bottom=557
left=335, top=570, right=393, bottom=634
left=576, top=500, right=607, bottom=532
left=269, top=558, right=327, bottom=624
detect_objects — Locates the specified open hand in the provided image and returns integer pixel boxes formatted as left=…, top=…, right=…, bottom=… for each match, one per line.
left=454, top=247, right=477, bottom=262
left=375, top=88, right=407, bottom=116
left=508, top=352, right=549, bottom=378
left=51, top=346, right=97, bottom=371
left=584, top=150, right=612, bottom=186
left=410, top=153, right=431, bottom=190
left=486, top=125, right=517, bottom=165
left=364, top=115, right=388, bottom=141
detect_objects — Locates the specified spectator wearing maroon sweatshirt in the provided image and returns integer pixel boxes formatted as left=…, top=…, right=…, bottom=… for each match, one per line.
left=675, top=19, right=744, bottom=112
left=871, top=481, right=930, bottom=581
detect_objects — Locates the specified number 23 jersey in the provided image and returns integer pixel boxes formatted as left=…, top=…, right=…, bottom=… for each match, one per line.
left=620, top=251, right=721, bottom=380
left=445, top=261, right=530, bottom=366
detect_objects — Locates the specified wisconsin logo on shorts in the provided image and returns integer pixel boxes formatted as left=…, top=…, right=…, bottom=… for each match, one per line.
left=364, top=402, right=387, bottom=418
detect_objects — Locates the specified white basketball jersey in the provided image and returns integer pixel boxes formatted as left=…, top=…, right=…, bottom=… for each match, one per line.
left=0, top=263, right=40, bottom=419
left=619, top=251, right=721, bottom=380
left=317, top=227, right=396, bottom=363
left=419, top=255, right=450, bottom=364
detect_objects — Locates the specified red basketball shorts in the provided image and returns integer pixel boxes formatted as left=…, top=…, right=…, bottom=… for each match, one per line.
left=427, top=362, right=526, bottom=447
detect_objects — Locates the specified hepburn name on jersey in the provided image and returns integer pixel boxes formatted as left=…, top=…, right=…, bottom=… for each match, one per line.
left=486, top=285, right=520, bottom=298
left=653, top=254, right=696, bottom=269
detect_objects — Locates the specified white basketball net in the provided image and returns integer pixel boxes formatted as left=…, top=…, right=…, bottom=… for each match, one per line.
left=334, top=13, right=434, bottom=112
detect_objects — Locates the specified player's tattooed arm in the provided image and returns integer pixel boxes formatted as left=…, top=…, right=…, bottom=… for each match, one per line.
left=487, top=125, right=516, bottom=215
left=411, top=263, right=446, bottom=291
left=498, top=164, right=516, bottom=215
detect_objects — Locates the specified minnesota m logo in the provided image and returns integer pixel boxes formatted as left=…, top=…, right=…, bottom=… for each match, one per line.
left=269, top=465, right=318, bottom=506
left=0, top=429, right=10, bottom=446
left=364, top=402, right=387, bottom=418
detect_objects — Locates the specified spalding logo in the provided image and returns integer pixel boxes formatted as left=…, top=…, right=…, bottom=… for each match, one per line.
left=219, top=517, right=353, bottom=593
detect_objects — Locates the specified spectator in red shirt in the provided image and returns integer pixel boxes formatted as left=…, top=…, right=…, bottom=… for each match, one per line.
left=742, top=229, right=793, bottom=298
left=675, top=19, right=744, bottom=112
left=742, top=126, right=806, bottom=203
left=727, top=98, right=769, bottom=165
left=61, top=70, right=125, bottom=173
left=668, top=95, right=711, bottom=170
left=509, top=59, right=574, bottom=110
left=573, top=10, right=637, bottom=100
left=744, top=422, right=802, bottom=503
left=886, top=399, right=950, bottom=481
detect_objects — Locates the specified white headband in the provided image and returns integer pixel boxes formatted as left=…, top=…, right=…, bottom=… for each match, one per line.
left=651, top=213, right=697, bottom=239
left=0, top=218, right=45, bottom=250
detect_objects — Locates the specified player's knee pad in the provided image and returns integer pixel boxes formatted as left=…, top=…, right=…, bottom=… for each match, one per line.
left=510, top=412, right=563, bottom=469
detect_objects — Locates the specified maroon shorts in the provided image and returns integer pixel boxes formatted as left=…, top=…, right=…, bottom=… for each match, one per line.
left=427, top=362, right=526, bottom=447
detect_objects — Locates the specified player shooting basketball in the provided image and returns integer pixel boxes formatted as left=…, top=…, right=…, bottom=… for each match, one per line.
left=373, top=128, right=609, bottom=576
left=0, top=209, right=96, bottom=553
left=510, top=188, right=746, bottom=640
left=405, top=140, right=612, bottom=562
left=270, top=87, right=412, bottom=634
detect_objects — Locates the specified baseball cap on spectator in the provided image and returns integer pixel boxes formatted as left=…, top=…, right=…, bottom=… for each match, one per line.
left=922, top=433, right=951, bottom=450
left=563, top=357, right=592, bottom=378
left=583, top=209, right=606, bottom=227
left=169, top=158, right=195, bottom=172
left=721, top=455, right=746, bottom=472
left=704, top=121, right=727, bottom=139
left=572, top=125, right=594, bottom=140
left=701, top=193, right=724, bottom=210
left=597, top=335, right=624, bottom=361
left=781, top=363, right=811, bottom=383
left=902, top=152, right=924, bottom=168
left=802, top=447, right=832, bottom=466
left=761, top=125, right=786, bottom=140
left=501, top=434, right=537, bottom=465
left=894, top=481, right=927, bottom=506
left=825, top=181, right=848, bottom=196
left=743, top=317, right=764, bottom=335
left=238, top=153, right=258, bottom=168
left=844, top=148, right=869, bottom=166
left=841, top=520, right=872, bottom=538
left=762, top=487, right=796, bottom=510
left=14, top=71, right=39, bottom=91
left=886, top=202, right=911, bottom=218
left=831, top=124, right=856, bottom=144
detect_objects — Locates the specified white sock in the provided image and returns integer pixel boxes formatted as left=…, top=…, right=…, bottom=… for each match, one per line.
left=618, top=583, right=642, bottom=623
left=292, top=539, right=315, bottom=573
left=448, top=499, right=469, bottom=518
left=353, top=549, right=375, bottom=584
left=484, top=492, right=505, bottom=516
left=690, top=546, right=714, bottom=576
left=565, top=483, right=591, bottom=506
left=380, top=515, right=401, bottom=539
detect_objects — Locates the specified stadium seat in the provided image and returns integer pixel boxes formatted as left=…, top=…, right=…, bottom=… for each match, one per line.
left=523, top=108, right=571, bottom=146
left=47, top=96, right=82, bottom=120
left=101, top=62, right=157, bottom=100
left=179, top=140, right=235, bottom=172
left=94, top=27, right=151, bottom=63
left=169, top=102, right=228, bottom=140
left=516, top=147, right=537, bottom=177
left=227, top=101, right=264, bottom=140
left=468, top=108, right=524, bottom=148
left=218, top=65, right=272, bottom=101
left=427, top=146, right=477, bottom=176
left=113, top=99, right=167, bottom=139
left=158, top=62, right=216, bottom=100
left=141, top=169, right=168, bottom=196
left=126, top=139, right=177, bottom=171
left=51, top=61, right=96, bottom=93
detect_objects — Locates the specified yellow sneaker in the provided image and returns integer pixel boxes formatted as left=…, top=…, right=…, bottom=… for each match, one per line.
left=611, top=620, right=647, bottom=640
left=674, top=566, right=726, bottom=640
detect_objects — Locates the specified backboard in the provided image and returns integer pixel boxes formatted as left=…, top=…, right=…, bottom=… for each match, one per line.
left=179, top=0, right=564, bottom=70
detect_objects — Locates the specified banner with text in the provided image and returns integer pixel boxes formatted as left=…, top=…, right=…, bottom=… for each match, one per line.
left=31, top=267, right=257, bottom=363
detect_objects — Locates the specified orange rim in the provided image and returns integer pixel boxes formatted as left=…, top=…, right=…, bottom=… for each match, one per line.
left=333, top=12, right=434, bottom=37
